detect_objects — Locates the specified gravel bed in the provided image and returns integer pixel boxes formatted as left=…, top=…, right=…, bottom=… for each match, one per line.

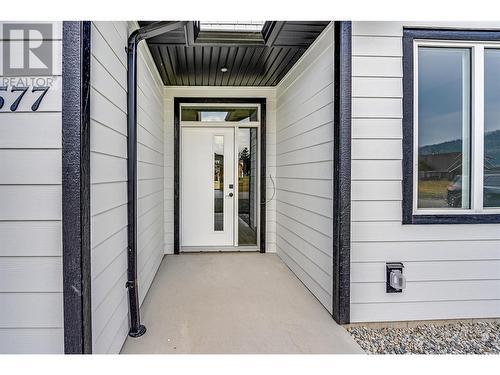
left=346, top=321, right=500, bottom=354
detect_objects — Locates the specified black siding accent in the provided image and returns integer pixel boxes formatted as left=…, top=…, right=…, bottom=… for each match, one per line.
left=402, top=28, right=414, bottom=225
left=402, top=28, right=500, bottom=225
left=62, top=21, right=92, bottom=354
left=332, top=21, right=352, bottom=325
left=173, top=97, right=267, bottom=253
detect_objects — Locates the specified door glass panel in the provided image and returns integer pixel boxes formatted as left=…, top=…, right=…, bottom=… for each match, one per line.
left=214, top=135, right=224, bottom=231
left=238, top=128, right=257, bottom=245
left=182, top=106, right=258, bottom=122
left=484, top=49, right=500, bottom=208
left=417, top=47, right=471, bottom=209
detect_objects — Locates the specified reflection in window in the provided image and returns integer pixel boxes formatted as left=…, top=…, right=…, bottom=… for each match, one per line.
left=238, top=128, right=257, bottom=245
left=214, top=136, right=224, bottom=231
left=484, top=49, right=500, bottom=208
left=417, top=47, right=471, bottom=209
left=182, top=106, right=258, bottom=122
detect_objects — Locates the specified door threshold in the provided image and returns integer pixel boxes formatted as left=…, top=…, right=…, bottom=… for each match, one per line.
left=181, top=246, right=259, bottom=253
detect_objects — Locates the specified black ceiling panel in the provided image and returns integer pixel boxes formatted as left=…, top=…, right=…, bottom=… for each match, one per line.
left=138, top=21, right=330, bottom=86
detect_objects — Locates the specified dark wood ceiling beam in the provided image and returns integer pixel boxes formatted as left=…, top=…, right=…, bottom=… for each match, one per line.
left=265, top=21, right=285, bottom=47
left=202, top=47, right=210, bottom=86
left=149, top=45, right=169, bottom=85
left=173, top=46, right=184, bottom=86
left=269, top=48, right=303, bottom=86
left=216, top=47, right=229, bottom=85
left=249, top=47, right=277, bottom=86
left=185, top=22, right=196, bottom=46
left=209, top=47, right=219, bottom=86
left=263, top=48, right=296, bottom=86
left=228, top=47, right=247, bottom=86
left=185, top=47, right=195, bottom=85
left=256, top=47, right=288, bottom=86
left=195, top=31, right=265, bottom=46
left=240, top=47, right=266, bottom=86
left=163, top=46, right=178, bottom=85
left=236, top=48, right=257, bottom=86
left=194, top=46, right=203, bottom=86
left=157, top=47, right=171, bottom=86
left=222, top=47, right=238, bottom=86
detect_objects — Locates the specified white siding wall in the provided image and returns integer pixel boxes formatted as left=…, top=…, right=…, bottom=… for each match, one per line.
left=0, top=22, right=64, bottom=353
left=90, top=21, right=164, bottom=353
left=351, top=21, right=500, bottom=322
left=163, top=87, right=276, bottom=254
left=275, top=24, right=334, bottom=313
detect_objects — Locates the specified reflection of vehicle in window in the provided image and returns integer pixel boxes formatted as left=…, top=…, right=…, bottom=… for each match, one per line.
left=447, top=175, right=462, bottom=207
left=484, top=174, right=500, bottom=207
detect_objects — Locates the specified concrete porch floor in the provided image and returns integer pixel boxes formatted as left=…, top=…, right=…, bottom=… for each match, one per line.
left=120, top=253, right=364, bottom=354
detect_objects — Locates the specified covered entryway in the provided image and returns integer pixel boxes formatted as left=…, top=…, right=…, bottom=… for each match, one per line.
left=83, top=20, right=352, bottom=353
left=120, top=253, right=363, bottom=354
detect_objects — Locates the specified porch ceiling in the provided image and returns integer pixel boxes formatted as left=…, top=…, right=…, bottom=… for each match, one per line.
left=138, top=21, right=330, bottom=86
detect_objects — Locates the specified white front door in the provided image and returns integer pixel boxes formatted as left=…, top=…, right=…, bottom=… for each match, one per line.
left=181, top=127, right=235, bottom=247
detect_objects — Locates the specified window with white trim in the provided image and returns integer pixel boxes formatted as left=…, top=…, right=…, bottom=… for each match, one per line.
left=412, top=39, right=500, bottom=217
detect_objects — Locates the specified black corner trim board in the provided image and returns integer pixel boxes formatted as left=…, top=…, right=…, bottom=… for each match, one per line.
left=62, top=21, right=92, bottom=354
left=332, top=21, right=352, bottom=325
left=402, top=28, right=500, bottom=225
left=173, top=97, right=267, bottom=254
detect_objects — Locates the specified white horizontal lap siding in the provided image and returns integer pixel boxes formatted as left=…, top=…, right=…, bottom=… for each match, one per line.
left=351, top=21, right=500, bottom=322
left=90, top=21, right=164, bottom=354
left=0, top=21, right=63, bottom=354
left=163, top=86, right=277, bottom=254
left=275, top=23, right=334, bottom=313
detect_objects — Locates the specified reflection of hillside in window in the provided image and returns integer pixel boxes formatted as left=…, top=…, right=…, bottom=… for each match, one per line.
left=417, top=47, right=471, bottom=209
left=484, top=49, right=500, bottom=208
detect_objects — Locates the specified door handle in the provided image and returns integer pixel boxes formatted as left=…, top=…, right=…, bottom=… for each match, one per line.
left=227, top=192, right=234, bottom=197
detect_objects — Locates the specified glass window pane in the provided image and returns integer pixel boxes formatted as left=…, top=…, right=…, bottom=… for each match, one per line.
left=199, top=21, right=265, bottom=32
left=214, top=136, right=224, bottom=231
left=182, top=106, right=258, bottom=122
left=417, top=47, right=471, bottom=209
left=238, top=128, right=257, bottom=245
left=484, top=49, right=500, bottom=208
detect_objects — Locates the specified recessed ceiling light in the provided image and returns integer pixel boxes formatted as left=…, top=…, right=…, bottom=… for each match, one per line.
left=220, top=67, right=228, bottom=73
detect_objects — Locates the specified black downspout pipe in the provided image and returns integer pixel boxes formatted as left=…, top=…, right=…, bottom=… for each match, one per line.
left=126, top=21, right=187, bottom=338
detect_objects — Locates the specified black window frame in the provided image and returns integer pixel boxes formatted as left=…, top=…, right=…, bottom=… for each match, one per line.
left=403, top=28, right=500, bottom=224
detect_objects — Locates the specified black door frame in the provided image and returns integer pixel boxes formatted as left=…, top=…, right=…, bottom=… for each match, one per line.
left=173, top=97, right=267, bottom=254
